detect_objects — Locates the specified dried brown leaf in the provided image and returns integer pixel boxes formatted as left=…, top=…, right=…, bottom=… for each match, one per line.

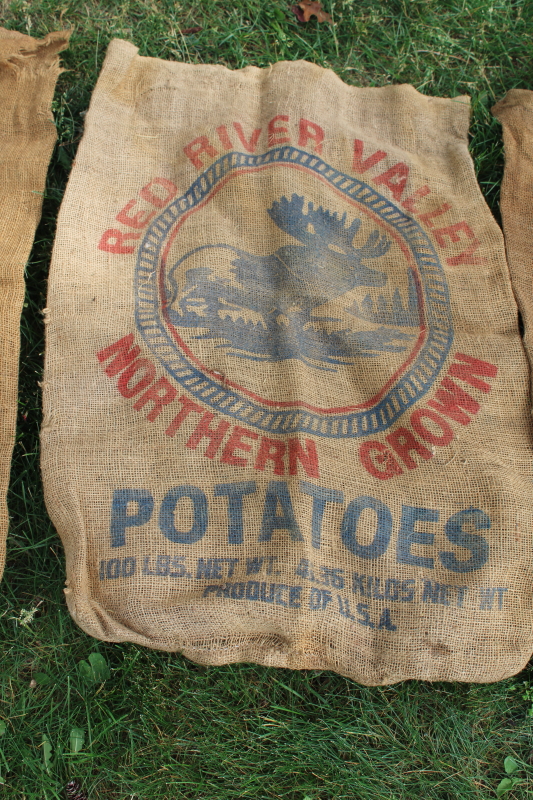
left=294, top=0, right=332, bottom=23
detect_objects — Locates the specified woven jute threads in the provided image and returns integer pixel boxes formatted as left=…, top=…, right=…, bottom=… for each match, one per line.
left=42, top=39, right=533, bottom=684
left=493, top=91, right=533, bottom=386
left=0, top=27, right=69, bottom=580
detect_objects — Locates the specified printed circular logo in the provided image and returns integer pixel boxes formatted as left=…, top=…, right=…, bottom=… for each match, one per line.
left=135, top=147, right=453, bottom=439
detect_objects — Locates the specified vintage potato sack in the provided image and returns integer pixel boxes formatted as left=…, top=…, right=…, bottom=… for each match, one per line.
left=493, top=91, right=533, bottom=383
left=0, top=27, right=68, bottom=580
left=42, top=38, right=533, bottom=684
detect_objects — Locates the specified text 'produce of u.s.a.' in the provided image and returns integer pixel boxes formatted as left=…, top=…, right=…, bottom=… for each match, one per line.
left=41, top=39, right=533, bottom=685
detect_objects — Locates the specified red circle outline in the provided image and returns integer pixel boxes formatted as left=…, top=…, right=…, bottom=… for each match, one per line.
left=158, top=161, right=427, bottom=414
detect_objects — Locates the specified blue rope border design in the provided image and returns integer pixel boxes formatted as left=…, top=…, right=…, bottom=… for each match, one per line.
left=135, top=147, right=454, bottom=439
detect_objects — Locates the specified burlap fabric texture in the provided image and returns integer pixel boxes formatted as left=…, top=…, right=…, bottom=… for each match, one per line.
left=493, top=91, right=533, bottom=386
left=42, top=39, right=533, bottom=684
left=0, top=27, right=68, bottom=580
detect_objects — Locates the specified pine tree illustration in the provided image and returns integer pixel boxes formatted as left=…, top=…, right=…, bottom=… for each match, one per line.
left=65, top=779, right=88, bottom=800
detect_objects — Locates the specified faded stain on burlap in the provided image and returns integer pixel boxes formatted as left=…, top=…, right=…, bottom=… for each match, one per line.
left=0, top=27, right=69, bottom=580
left=42, top=39, right=533, bottom=684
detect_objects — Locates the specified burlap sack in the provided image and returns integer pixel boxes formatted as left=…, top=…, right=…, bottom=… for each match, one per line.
left=0, top=27, right=68, bottom=580
left=493, top=92, right=533, bottom=380
left=42, top=39, right=533, bottom=684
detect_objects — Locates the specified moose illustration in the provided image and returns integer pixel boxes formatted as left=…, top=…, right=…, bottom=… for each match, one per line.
left=168, top=194, right=390, bottom=323
left=165, top=194, right=404, bottom=367
left=225, top=194, right=391, bottom=323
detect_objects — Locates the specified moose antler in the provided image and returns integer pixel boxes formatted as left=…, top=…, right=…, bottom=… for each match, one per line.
left=267, top=194, right=390, bottom=259
left=304, top=204, right=362, bottom=253
left=268, top=194, right=361, bottom=252
left=268, top=194, right=310, bottom=242
left=356, top=229, right=391, bottom=259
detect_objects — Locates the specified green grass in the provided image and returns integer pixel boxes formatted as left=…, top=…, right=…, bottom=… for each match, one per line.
left=1, top=0, right=533, bottom=797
